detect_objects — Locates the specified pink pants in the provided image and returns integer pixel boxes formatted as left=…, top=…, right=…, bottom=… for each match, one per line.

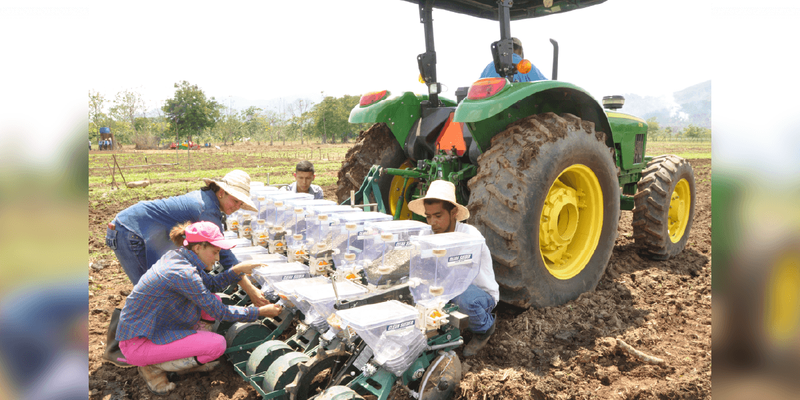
left=120, top=294, right=224, bottom=366
left=119, top=331, right=226, bottom=366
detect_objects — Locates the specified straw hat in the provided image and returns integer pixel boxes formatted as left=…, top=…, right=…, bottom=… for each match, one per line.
left=407, top=180, right=470, bottom=221
left=203, top=170, right=258, bottom=212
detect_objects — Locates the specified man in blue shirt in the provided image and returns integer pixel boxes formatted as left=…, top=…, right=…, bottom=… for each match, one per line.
left=281, top=160, right=324, bottom=199
left=480, top=37, right=547, bottom=83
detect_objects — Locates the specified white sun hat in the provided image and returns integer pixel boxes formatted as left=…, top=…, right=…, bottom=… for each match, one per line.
left=407, top=180, right=470, bottom=221
left=203, top=170, right=258, bottom=212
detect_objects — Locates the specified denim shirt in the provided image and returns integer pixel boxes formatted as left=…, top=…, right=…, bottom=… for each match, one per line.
left=114, top=189, right=240, bottom=270
left=480, top=53, right=547, bottom=83
left=116, top=247, right=258, bottom=344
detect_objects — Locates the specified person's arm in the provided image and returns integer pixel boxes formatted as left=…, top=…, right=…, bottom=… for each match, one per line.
left=222, top=260, right=270, bottom=307
left=174, top=269, right=260, bottom=323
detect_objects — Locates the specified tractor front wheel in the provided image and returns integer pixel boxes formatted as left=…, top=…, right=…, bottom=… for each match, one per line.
left=632, top=155, right=696, bottom=260
left=467, top=112, right=619, bottom=308
left=336, top=123, right=406, bottom=206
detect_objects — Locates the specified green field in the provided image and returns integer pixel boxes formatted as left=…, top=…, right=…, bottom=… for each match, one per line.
left=645, top=140, right=711, bottom=159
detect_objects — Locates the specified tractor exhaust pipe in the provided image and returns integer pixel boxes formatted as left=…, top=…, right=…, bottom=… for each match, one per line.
left=550, top=38, right=559, bottom=80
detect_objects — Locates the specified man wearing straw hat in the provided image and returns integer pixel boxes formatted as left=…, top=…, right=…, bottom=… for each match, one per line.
left=408, top=180, right=500, bottom=357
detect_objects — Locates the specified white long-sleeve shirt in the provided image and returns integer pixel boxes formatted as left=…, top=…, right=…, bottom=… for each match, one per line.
left=455, top=221, right=500, bottom=303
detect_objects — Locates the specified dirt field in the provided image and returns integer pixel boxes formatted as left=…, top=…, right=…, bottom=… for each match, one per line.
left=87, top=142, right=711, bottom=400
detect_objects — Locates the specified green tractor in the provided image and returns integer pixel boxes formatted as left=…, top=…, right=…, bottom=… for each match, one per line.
left=338, top=0, right=696, bottom=309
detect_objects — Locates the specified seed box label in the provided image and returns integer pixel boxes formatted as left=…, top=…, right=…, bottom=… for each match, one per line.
left=386, top=319, right=415, bottom=331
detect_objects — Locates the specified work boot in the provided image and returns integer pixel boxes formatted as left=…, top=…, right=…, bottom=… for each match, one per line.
left=462, top=322, right=496, bottom=357
left=138, top=364, right=175, bottom=395
left=103, top=308, right=133, bottom=368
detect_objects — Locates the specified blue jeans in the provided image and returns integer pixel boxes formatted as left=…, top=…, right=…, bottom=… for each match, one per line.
left=106, top=222, right=148, bottom=285
left=452, top=284, right=496, bottom=333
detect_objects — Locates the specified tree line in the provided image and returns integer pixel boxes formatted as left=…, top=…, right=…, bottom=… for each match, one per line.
left=646, top=117, right=711, bottom=141
left=89, top=81, right=372, bottom=149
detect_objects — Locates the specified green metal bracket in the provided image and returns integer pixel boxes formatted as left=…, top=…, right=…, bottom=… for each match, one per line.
left=348, top=368, right=397, bottom=400
left=620, top=195, right=634, bottom=211
left=341, top=166, right=386, bottom=213
left=620, top=183, right=637, bottom=211
left=448, top=164, right=477, bottom=185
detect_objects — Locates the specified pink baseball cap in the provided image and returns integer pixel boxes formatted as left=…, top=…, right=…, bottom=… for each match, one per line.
left=183, top=221, right=238, bottom=249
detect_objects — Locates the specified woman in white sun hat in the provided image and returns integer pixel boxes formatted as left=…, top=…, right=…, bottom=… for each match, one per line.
left=105, top=169, right=261, bottom=293
left=407, top=180, right=500, bottom=358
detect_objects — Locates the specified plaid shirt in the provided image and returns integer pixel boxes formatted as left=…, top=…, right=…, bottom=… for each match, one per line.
left=116, top=247, right=259, bottom=345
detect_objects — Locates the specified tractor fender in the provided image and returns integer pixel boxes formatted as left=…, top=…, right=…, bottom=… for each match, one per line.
left=349, top=92, right=457, bottom=148
left=453, top=81, right=614, bottom=152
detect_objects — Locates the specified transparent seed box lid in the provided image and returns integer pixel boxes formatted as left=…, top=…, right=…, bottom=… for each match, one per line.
left=243, top=253, right=287, bottom=264
left=408, top=231, right=485, bottom=309
left=361, top=220, right=433, bottom=285
left=223, top=231, right=239, bottom=240
left=325, top=212, right=394, bottom=268
left=258, top=192, right=314, bottom=221
left=272, top=276, right=331, bottom=314
left=295, top=280, right=369, bottom=327
left=305, top=207, right=364, bottom=252
left=230, top=245, right=269, bottom=258
left=251, top=261, right=310, bottom=291
left=279, top=199, right=336, bottom=237
left=305, top=205, right=363, bottom=219
left=335, top=300, right=425, bottom=375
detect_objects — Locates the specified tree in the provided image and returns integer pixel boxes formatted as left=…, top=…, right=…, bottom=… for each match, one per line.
left=303, top=94, right=371, bottom=144
left=681, top=124, right=711, bottom=139
left=162, top=81, right=220, bottom=143
left=88, top=90, right=109, bottom=141
left=109, top=89, right=146, bottom=147
left=217, top=113, right=243, bottom=145
left=242, top=106, right=267, bottom=144
left=288, top=98, right=314, bottom=144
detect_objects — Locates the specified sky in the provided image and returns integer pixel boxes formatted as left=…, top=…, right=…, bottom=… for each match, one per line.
left=0, top=0, right=797, bottom=174
left=87, top=0, right=712, bottom=113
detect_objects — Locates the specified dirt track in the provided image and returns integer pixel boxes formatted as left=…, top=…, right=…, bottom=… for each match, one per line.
left=87, top=145, right=710, bottom=400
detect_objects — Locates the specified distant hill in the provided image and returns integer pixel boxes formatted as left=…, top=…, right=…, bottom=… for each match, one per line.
left=617, top=80, right=711, bottom=131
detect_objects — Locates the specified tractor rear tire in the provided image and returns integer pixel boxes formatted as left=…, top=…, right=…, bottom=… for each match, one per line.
left=467, top=112, right=619, bottom=308
left=632, top=155, right=695, bottom=260
left=336, top=123, right=406, bottom=205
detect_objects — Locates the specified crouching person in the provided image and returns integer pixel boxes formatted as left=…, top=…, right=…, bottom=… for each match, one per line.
left=407, top=180, right=500, bottom=357
left=115, top=221, right=282, bottom=395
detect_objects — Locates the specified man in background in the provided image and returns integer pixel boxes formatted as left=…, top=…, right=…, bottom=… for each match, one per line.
left=280, top=160, right=323, bottom=199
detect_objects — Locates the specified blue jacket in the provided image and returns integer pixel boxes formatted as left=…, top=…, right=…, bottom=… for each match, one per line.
left=480, top=53, right=547, bottom=83
left=114, top=189, right=240, bottom=271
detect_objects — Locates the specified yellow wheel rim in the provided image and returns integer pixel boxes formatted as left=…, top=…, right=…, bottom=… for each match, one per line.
left=669, top=178, right=691, bottom=243
left=765, top=252, right=800, bottom=344
left=540, top=164, right=603, bottom=280
left=389, top=160, right=415, bottom=220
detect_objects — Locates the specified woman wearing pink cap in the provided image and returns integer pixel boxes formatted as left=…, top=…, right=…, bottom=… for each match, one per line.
left=114, top=221, right=283, bottom=395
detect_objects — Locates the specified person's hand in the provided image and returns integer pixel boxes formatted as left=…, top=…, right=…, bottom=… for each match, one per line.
left=257, top=303, right=283, bottom=318
left=247, top=288, right=270, bottom=307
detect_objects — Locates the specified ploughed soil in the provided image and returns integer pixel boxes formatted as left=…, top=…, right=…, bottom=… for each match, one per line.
left=88, top=142, right=711, bottom=400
